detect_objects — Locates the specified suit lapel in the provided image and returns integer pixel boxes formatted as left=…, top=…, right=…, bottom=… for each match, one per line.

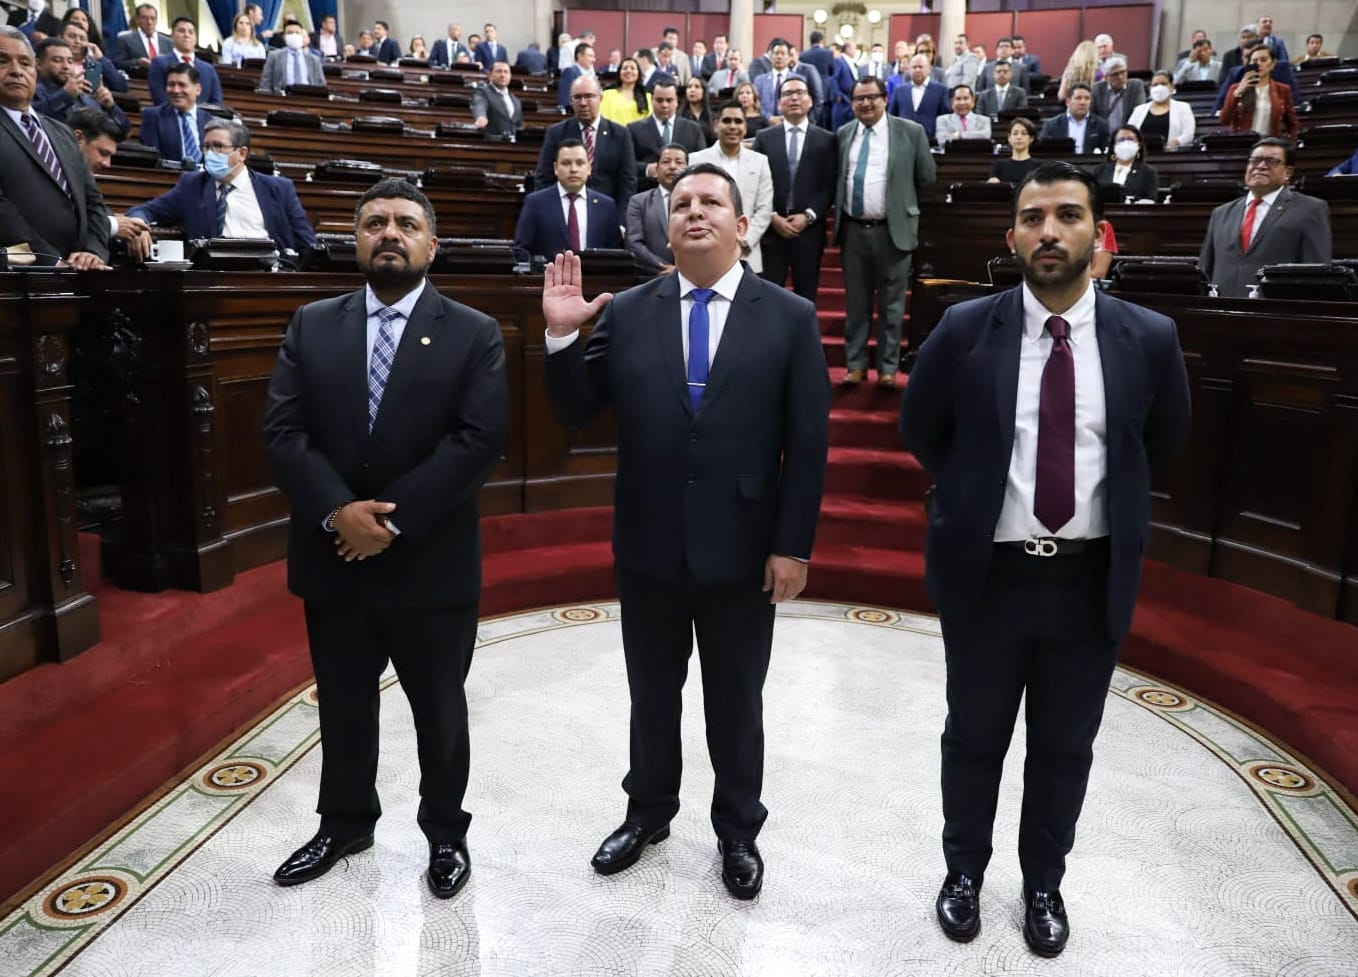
left=1, top=112, right=62, bottom=190
left=654, top=273, right=689, bottom=413
left=702, top=271, right=757, bottom=411
left=337, top=291, right=371, bottom=436
left=992, top=286, right=1024, bottom=456
left=1093, top=291, right=1133, bottom=472
left=1246, top=188, right=1291, bottom=254
left=371, top=282, right=445, bottom=435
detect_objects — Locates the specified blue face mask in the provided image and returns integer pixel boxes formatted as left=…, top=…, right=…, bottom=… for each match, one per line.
left=203, top=150, right=233, bottom=180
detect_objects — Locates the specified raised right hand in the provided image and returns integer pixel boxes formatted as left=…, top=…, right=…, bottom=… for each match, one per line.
left=542, top=251, right=614, bottom=338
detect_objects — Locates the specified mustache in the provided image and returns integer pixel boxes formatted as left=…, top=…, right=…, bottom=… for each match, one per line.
left=1032, top=243, right=1067, bottom=259
left=374, top=244, right=408, bottom=258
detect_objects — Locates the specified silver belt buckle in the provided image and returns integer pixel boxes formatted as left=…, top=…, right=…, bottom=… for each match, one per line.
left=1023, top=538, right=1059, bottom=558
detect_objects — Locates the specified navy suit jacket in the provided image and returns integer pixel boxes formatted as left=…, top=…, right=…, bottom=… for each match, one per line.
left=33, top=79, right=131, bottom=137
left=374, top=37, right=402, bottom=64
left=512, top=185, right=622, bottom=260
left=557, top=64, right=589, bottom=109
left=473, top=40, right=505, bottom=71
left=147, top=55, right=223, bottom=106
left=887, top=81, right=950, bottom=141
left=898, top=286, right=1192, bottom=642
left=516, top=49, right=549, bottom=74
left=138, top=102, right=214, bottom=162
left=544, top=269, right=830, bottom=584
left=113, top=29, right=172, bottom=71
left=128, top=168, right=316, bottom=251
left=535, top=117, right=638, bottom=212
left=428, top=38, right=469, bottom=68
left=1039, top=112, right=1111, bottom=153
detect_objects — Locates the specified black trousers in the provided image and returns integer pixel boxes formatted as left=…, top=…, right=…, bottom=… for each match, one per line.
left=760, top=226, right=827, bottom=304
left=304, top=599, right=478, bottom=845
left=938, top=541, right=1119, bottom=892
left=615, top=563, right=777, bottom=840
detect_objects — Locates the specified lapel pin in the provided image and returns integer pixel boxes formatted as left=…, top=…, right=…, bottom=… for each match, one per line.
left=420, top=336, right=431, bottom=345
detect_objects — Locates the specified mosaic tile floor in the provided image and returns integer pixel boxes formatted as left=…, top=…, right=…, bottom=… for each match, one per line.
left=4, top=602, right=1357, bottom=976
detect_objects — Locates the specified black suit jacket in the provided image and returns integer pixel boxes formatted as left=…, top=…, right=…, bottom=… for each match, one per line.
left=1039, top=112, right=1111, bottom=153
left=1095, top=160, right=1160, bottom=202
left=113, top=29, right=173, bottom=71
left=264, top=283, right=509, bottom=607
left=898, top=286, right=1192, bottom=641
left=545, top=270, right=830, bottom=584
left=0, top=110, right=109, bottom=262
left=535, top=117, right=637, bottom=212
left=627, top=115, right=706, bottom=187
left=374, top=37, right=401, bottom=64
left=753, top=121, right=837, bottom=226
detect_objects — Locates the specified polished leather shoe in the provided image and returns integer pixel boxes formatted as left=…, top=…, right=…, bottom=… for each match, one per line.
left=590, top=822, right=670, bottom=875
left=426, top=841, right=471, bottom=899
left=718, top=839, right=763, bottom=900
left=273, top=833, right=373, bottom=886
left=878, top=372, right=898, bottom=388
left=1022, top=887, right=1069, bottom=957
left=841, top=368, right=866, bottom=386
left=935, top=872, right=982, bottom=942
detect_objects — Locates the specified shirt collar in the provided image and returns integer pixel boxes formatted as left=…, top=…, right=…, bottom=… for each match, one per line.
left=365, top=279, right=427, bottom=318
left=678, top=259, right=743, bottom=303
left=1066, top=112, right=1088, bottom=126
left=558, top=182, right=584, bottom=200
left=1021, top=279, right=1097, bottom=345
left=224, top=165, right=252, bottom=190
left=861, top=114, right=887, bottom=137
left=1250, top=186, right=1285, bottom=207
left=783, top=118, right=808, bottom=134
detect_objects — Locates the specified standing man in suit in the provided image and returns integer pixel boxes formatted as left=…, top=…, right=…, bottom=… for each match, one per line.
left=1011, top=35, right=1040, bottom=76
left=471, top=61, right=523, bottom=137
left=1199, top=137, right=1332, bottom=298
left=429, top=23, right=469, bottom=69
left=945, top=34, right=979, bottom=91
left=557, top=42, right=595, bottom=111
left=977, top=39, right=1027, bottom=91
left=701, top=34, right=728, bottom=80
left=900, top=160, right=1191, bottom=958
left=888, top=55, right=950, bottom=142
left=310, top=15, right=343, bottom=61
left=629, top=78, right=705, bottom=191
left=540, top=162, right=830, bottom=899
left=128, top=119, right=315, bottom=252
left=836, top=76, right=936, bottom=387
left=67, top=107, right=152, bottom=261
left=690, top=104, right=774, bottom=274
left=1090, top=58, right=1146, bottom=133
left=707, top=49, right=748, bottom=95
left=753, top=38, right=815, bottom=119
left=265, top=178, right=508, bottom=901
left=473, top=23, right=502, bottom=72
left=535, top=75, right=637, bottom=215
left=113, top=3, right=171, bottom=72
left=754, top=75, right=836, bottom=301
left=934, top=84, right=991, bottom=146
left=655, top=43, right=690, bottom=86
left=257, top=21, right=325, bottom=93
left=625, top=143, right=688, bottom=274
left=976, top=61, right=1028, bottom=118
left=138, top=62, right=212, bottom=164
left=1039, top=84, right=1109, bottom=154
left=0, top=27, right=109, bottom=269
left=371, top=21, right=401, bottom=65
left=514, top=139, right=622, bottom=260
left=147, top=18, right=222, bottom=105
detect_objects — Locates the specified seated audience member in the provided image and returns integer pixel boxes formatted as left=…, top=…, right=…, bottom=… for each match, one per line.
left=1174, top=30, right=1209, bottom=64
left=221, top=12, right=265, bottom=65
left=1174, top=37, right=1221, bottom=84
left=707, top=49, right=748, bottom=94
left=1219, top=44, right=1297, bottom=140
left=1039, top=83, right=1109, bottom=153
left=975, top=60, right=1027, bottom=117
left=678, top=75, right=716, bottom=144
left=629, top=78, right=705, bottom=189
left=66, top=106, right=152, bottom=261
left=988, top=117, right=1040, bottom=183
left=1091, top=57, right=1146, bottom=131
left=407, top=35, right=428, bottom=60
left=147, top=17, right=222, bottom=105
left=934, top=84, right=990, bottom=146
left=129, top=119, right=315, bottom=251
left=600, top=57, right=651, bottom=125
left=1199, top=137, right=1331, bottom=298
left=113, top=3, right=171, bottom=72
left=258, top=20, right=324, bottom=93
left=888, top=54, right=949, bottom=142
left=310, top=15, right=342, bottom=61
left=514, top=139, right=622, bottom=261
left=626, top=143, right=688, bottom=274
left=516, top=42, right=548, bottom=75
left=352, top=31, right=377, bottom=58
left=471, top=61, right=523, bottom=136
left=1128, top=71, right=1195, bottom=149
left=139, top=62, right=213, bottom=163
left=598, top=48, right=622, bottom=77
left=59, top=12, right=126, bottom=93
left=1097, top=125, right=1159, bottom=201
left=1092, top=217, right=1118, bottom=278
left=370, top=21, right=400, bottom=64
left=33, top=37, right=130, bottom=137
left=1293, top=34, right=1331, bottom=66
left=1327, top=147, right=1358, bottom=177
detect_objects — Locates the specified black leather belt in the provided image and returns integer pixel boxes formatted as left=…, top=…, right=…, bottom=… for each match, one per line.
left=999, top=537, right=1107, bottom=558
left=842, top=215, right=887, bottom=227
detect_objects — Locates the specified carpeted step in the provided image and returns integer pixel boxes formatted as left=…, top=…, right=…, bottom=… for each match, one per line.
left=829, top=407, right=903, bottom=450
left=829, top=367, right=910, bottom=409
left=803, top=543, right=930, bottom=609
left=482, top=506, right=611, bottom=555
left=481, top=540, right=617, bottom=616
left=817, top=494, right=927, bottom=550
left=826, top=446, right=930, bottom=499
left=821, top=335, right=908, bottom=369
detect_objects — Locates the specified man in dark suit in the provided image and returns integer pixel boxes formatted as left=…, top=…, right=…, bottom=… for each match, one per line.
left=975, top=60, right=1028, bottom=117
left=9, top=0, right=60, bottom=39
left=700, top=34, right=728, bottom=80
left=0, top=27, right=109, bottom=269
left=628, top=77, right=705, bottom=191
left=625, top=143, right=687, bottom=274
left=471, top=60, right=523, bottom=136
left=1199, top=137, right=1332, bottom=298
left=138, top=62, right=212, bottom=163
left=900, top=161, right=1192, bottom=958
left=371, top=20, right=400, bottom=64
left=800, top=31, right=834, bottom=84
left=113, top=3, right=171, bottom=71
left=264, top=178, right=508, bottom=901
left=428, top=23, right=468, bottom=68
left=1089, top=58, right=1146, bottom=132
left=754, top=74, right=836, bottom=302
left=556, top=42, right=595, bottom=110
left=535, top=75, right=637, bottom=213
left=1039, top=84, right=1109, bottom=154
left=257, top=20, right=325, bottom=93
left=472, top=22, right=502, bottom=71
left=1011, top=35, right=1040, bottom=76
left=977, top=39, right=1028, bottom=90
left=887, top=55, right=950, bottom=143
left=128, top=119, right=315, bottom=252
left=515, top=43, right=548, bottom=75
left=146, top=17, right=222, bottom=105
left=514, top=139, right=622, bottom=260
left=33, top=37, right=130, bottom=137
left=541, top=161, right=830, bottom=900
left=309, top=15, right=343, bottom=61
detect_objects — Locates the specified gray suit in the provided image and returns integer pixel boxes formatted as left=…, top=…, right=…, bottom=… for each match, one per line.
left=975, top=85, right=1028, bottom=117
left=1091, top=79, right=1147, bottom=131
left=0, top=110, right=108, bottom=263
left=624, top=186, right=672, bottom=274
left=944, top=53, right=979, bottom=91
left=934, top=111, right=991, bottom=146
left=977, top=60, right=1028, bottom=91
left=257, top=47, right=326, bottom=93
left=470, top=84, right=523, bottom=136
left=1199, top=188, right=1332, bottom=298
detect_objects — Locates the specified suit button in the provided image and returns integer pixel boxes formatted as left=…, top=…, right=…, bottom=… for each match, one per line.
left=686, top=474, right=695, bottom=485
left=362, top=462, right=370, bottom=471
left=688, top=433, right=698, bottom=444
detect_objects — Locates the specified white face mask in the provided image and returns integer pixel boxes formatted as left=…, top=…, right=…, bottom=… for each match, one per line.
left=1150, top=84, right=1171, bottom=103
left=1113, top=140, right=1139, bottom=162
left=870, top=51, right=884, bottom=63
left=284, top=33, right=304, bottom=50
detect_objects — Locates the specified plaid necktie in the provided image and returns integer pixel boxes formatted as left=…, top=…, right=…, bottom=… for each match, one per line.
left=215, top=183, right=234, bottom=236
left=368, top=306, right=401, bottom=432
left=20, top=114, right=70, bottom=196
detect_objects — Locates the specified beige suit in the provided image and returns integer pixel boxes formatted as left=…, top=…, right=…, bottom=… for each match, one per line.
left=688, top=144, right=774, bottom=274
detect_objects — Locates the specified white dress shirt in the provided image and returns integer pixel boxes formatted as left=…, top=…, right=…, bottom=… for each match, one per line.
left=1251, top=89, right=1272, bottom=138
left=845, top=115, right=890, bottom=220
left=993, top=84, right=1010, bottom=107
left=219, top=167, right=269, bottom=240
left=1242, top=186, right=1283, bottom=249
left=1111, top=162, right=1132, bottom=185
left=993, top=281, right=1108, bottom=541
left=557, top=182, right=589, bottom=247
left=911, top=82, right=927, bottom=111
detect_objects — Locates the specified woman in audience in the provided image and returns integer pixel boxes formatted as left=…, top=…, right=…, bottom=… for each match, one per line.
left=407, top=35, right=429, bottom=60
left=222, top=13, right=266, bottom=65
left=987, top=117, right=1041, bottom=183
left=1127, top=71, right=1195, bottom=149
left=1057, top=40, right=1099, bottom=102
left=599, top=57, right=651, bottom=125
left=734, top=81, right=769, bottom=137
left=1096, top=125, right=1160, bottom=202
left=679, top=75, right=716, bottom=145
left=1219, top=44, right=1298, bottom=139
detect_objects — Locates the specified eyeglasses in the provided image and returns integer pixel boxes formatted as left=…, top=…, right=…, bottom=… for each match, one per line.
left=201, top=142, right=236, bottom=153
left=1246, top=156, right=1286, bottom=169
left=851, top=94, right=883, bottom=103
left=571, top=93, right=600, bottom=102
left=780, top=88, right=809, bottom=98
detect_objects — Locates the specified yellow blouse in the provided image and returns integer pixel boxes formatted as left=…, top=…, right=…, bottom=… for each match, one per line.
left=599, top=87, right=651, bottom=125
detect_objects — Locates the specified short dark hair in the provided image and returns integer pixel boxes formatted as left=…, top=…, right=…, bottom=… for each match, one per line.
left=1067, top=81, right=1092, bottom=95
left=1252, top=136, right=1295, bottom=166
left=134, top=3, right=156, bottom=16
left=67, top=106, right=122, bottom=142
left=854, top=75, right=887, bottom=98
left=768, top=36, right=790, bottom=52
left=671, top=161, right=743, bottom=217
left=375, top=20, right=390, bottom=31
left=1114, top=123, right=1144, bottom=160
left=171, top=16, right=195, bottom=30
left=1009, top=116, right=1039, bottom=139
left=555, top=137, right=586, bottom=160
left=651, top=76, right=679, bottom=94
left=1013, top=161, right=1104, bottom=223
left=950, top=83, right=974, bottom=99
left=60, top=8, right=89, bottom=26
left=660, top=142, right=690, bottom=159
left=657, top=42, right=674, bottom=53
left=204, top=117, right=250, bottom=148
left=574, top=42, right=592, bottom=61
left=354, top=178, right=437, bottom=235
left=717, top=99, right=744, bottom=117
left=996, top=36, right=1013, bottom=46
left=1011, top=34, right=1025, bottom=44
left=1307, top=33, right=1324, bottom=44
left=34, top=37, right=71, bottom=60
left=166, top=62, right=200, bottom=83
left=1192, top=38, right=1212, bottom=49
left=810, top=31, right=824, bottom=45
left=635, top=47, right=654, bottom=63
left=663, top=26, right=679, bottom=36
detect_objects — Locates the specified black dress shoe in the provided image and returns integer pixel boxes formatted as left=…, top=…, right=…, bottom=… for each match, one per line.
left=1022, top=887, right=1069, bottom=957
left=718, top=839, right=763, bottom=900
left=273, top=833, right=373, bottom=886
left=935, top=872, right=982, bottom=942
left=590, top=822, right=670, bottom=875
left=427, top=841, right=471, bottom=899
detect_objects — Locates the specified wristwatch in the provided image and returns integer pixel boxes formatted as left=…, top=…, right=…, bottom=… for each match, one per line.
left=803, top=208, right=817, bottom=224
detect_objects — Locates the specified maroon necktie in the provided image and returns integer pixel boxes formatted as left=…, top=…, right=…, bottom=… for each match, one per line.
left=1034, top=315, right=1075, bottom=533
left=581, top=125, right=595, bottom=163
left=566, top=192, right=581, bottom=251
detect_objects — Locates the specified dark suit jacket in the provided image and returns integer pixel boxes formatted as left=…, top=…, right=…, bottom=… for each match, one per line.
left=428, top=38, right=469, bottom=68
left=535, top=117, right=637, bottom=212
left=512, top=185, right=622, bottom=259
left=516, top=48, right=549, bottom=74
left=975, top=85, right=1028, bottom=117
left=887, top=81, right=950, bottom=141
left=374, top=37, right=401, bottom=64
left=627, top=114, right=706, bottom=187
left=1039, top=112, right=1111, bottom=153
left=33, top=79, right=131, bottom=137
left=473, top=40, right=504, bottom=71
left=138, top=102, right=213, bottom=162
left=147, top=54, right=223, bottom=105
left=470, top=85, right=523, bottom=135
left=545, top=270, right=830, bottom=584
left=128, top=168, right=316, bottom=251
left=754, top=121, right=836, bottom=225
left=1091, top=78, right=1147, bottom=124
left=1199, top=188, right=1333, bottom=298
left=113, top=29, right=172, bottom=71
left=624, top=186, right=671, bottom=273
left=800, top=45, right=834, bottom=84
left=899, top=286, right=1192, bottom=641
left=1095, top=160, right=1160, bottom=202
left=309, top=30, right=345, bottom=58
left=0, top=109, right=109, bottom=262
left=257, top=47, right=326, bottom=93
left=90, top=55, right=129, bottom=93
left=978, top=60, right=1029, bottom=91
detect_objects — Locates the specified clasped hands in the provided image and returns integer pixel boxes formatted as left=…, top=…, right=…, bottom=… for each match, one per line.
left=771, top=213, right=809, bottom=239
left=334, top=500, right=396, bottom=562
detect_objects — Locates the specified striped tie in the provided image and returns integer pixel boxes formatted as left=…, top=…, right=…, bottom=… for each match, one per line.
left=20, top=114, right=70, bottom=196
left=215, top=183, right=234, bottom=236
left=179, top=111, right=200, bottom=162
left=368, top=306, right=401, bottom=432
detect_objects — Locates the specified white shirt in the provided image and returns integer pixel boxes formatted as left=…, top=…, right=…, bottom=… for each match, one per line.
left=1251, top=87, right=1272, bottom=138
left=711, top=144, right=746, bottom=179
left=364, top=279, right=424, bottom=371
left=1066, top=113, right=1089, bottom=153
left=993, top=84, right=1009, bottom=105
left=993, top=281, right=1109, bottom=541
left=845, top=115, right=890, bottom=220
left=1242, top=186, right=1283, bottom=249
left=557, top=182, right=589, bottom=247
left=1112, top=161, right=1132, bottom=185
left=911, top=82, right=927, bottom=111
left=219, top=167, right=269, bottom=240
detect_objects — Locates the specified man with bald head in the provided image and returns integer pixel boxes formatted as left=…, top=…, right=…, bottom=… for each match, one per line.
left=535, top=73, right=637, bottom=212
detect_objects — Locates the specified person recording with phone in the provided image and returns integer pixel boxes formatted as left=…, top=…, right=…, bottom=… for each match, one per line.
left=1219, top=44, right=1297, bottom=139
left=31, top=36, right=130, bottom=137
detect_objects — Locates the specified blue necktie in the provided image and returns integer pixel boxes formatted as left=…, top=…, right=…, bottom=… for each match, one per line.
left=851, top=124, right=872, bottom=217
left=179, top=110, right=200, bottom=162
left=686, top=288, right=714, bottom=411
left=368, top=306, right=401, bottom=431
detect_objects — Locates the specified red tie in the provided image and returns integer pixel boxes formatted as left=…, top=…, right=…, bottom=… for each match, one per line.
left=1239, top=197, right=1261, bottom=251
left=146, top=34, right=157, bottom=57
left=183, top=55, right=193, bottom=64
left=566, top=192, right=581, bottom=251
left=960, top=114, right=968, bottom=131
left=582, top=126, right=595, bottom=163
